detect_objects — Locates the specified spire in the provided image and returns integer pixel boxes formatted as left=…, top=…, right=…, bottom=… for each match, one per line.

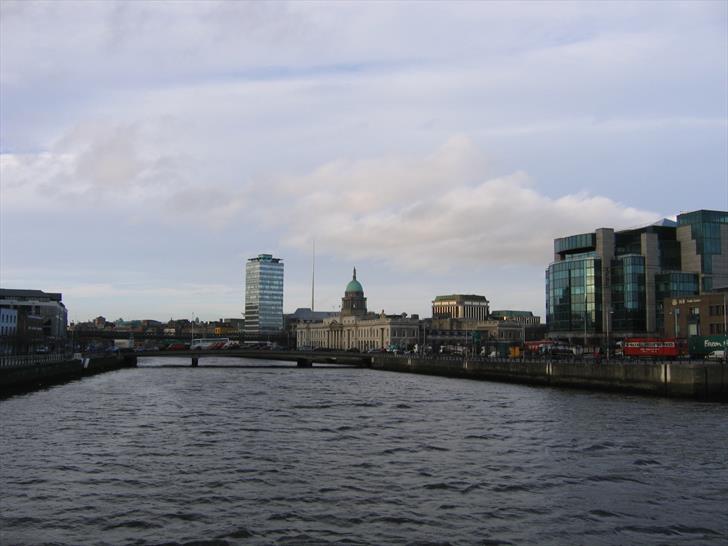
left=353, top=267, right=357, bottom=280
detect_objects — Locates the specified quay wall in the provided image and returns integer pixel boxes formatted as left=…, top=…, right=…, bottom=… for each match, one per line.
left=0, top=354, right=137, bottom=395
left=370, top=356, right=727, bottom=401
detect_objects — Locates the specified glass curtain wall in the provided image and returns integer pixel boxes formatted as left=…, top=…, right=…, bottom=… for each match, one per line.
left=654, top=272, right=700, bottom=334
left=610, top=255, right=646, bottom=333
left=244, top=255, right=284, bottom=338
left=678, top=210, right=728, bottom=292
left=546, top=253, right=602, bottom=338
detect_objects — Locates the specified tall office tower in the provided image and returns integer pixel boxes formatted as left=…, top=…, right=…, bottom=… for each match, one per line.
left=545, top=209, right=727, bottom=343
left=244, top=254, right=284, bottom=339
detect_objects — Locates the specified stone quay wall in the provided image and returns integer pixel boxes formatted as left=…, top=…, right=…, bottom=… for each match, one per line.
left=370, top=355, right=727, bottom=401
left=0, top=354, right=137, bottom=394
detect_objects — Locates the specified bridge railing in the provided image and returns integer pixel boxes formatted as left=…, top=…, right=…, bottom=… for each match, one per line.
left=0, top=353, right=76, bottom=369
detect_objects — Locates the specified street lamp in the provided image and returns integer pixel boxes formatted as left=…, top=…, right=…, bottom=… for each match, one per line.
left=606, top=307, right=613, bottom=363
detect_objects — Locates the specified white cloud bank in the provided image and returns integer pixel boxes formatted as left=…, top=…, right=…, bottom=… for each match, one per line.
left=2, top=132, right=660, bottom=275
left=273, top=136, right=660, bottom=270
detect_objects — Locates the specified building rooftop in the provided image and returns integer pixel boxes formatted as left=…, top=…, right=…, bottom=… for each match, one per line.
left=433, top=294, right=488, bottom=302
left=491, top=310, right=535, bottom=317
left=248, top=254, right=282, bottom=263
left=0, top=288, right=63, bottom=302
left=649, top=218, right=677, bottom=228
left=286, top=308, right=338, bottom=321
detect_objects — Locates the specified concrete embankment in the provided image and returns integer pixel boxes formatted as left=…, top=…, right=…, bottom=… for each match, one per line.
left=0, top=354, right=138, bottom=395
left=370, top=356, right=727, bottom=401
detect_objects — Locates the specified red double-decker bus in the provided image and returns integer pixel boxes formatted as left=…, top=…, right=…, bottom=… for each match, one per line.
left=621, top=338, right=686, bottom=359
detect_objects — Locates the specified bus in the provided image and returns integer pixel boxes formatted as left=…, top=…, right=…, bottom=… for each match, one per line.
left=620, top=338, right=686, bottom=359
left=190, top=338, right=229, bottom=350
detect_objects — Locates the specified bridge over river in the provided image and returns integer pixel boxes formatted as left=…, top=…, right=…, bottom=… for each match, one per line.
left=2, top=350, right=725, bottom=400
left=137, top=349, right=372, bottom=368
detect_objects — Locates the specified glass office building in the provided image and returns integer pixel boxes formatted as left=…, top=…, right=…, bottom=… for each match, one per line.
left=244, top=254, right=284, bottom=339
left=676, top=210, right=728, bottom=292
left=546, top=248, right=602, bottom=337
left=546, top=209, right=727, bottom=343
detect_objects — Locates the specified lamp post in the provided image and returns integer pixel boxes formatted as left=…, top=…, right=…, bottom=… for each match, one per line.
left=674, top=307, right=679, bottom=338
left=606, top=307, right=613, bottom=363
left=723, top=292, right=728, bottom=362
left=583, top=297, right=588, bottom=356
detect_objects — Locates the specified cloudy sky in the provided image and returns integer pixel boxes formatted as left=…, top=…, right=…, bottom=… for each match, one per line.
left=1, top=1, right=726, bottom=323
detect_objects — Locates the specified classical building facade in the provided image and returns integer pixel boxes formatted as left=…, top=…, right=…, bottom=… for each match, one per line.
left=296, top=270, right=419, bottom=351
left=432, top=294, right=489, bottom=320
left=545, top=209, right=727, bottom=344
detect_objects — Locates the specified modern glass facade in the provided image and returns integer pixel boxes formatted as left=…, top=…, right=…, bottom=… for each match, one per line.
left=244, top=254, right=284, bottom=338
left=546, top=253, right=602, bottom=336
left=546, top=209, right=727, bottom=341
left=654, top=272, right=699, bottom=333
left=610, top=255, right=646, bottom=333
left=677, top=210, right=728, bottom=292
left=554, top=233, right=596, bottom=254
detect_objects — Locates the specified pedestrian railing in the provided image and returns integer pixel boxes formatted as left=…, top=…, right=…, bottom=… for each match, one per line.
left=376, top=353, right=709, bottom=366
left=0, top=353, right=76, bottom=369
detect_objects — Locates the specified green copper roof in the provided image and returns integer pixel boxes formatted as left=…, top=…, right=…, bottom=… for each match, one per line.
left=345, top=267, right=363, bottom=293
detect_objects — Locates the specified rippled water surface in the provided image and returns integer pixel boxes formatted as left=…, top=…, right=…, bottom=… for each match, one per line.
left=1, top=356, right=727, bottom=545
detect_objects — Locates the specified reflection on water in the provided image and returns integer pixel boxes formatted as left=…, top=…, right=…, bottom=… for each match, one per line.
left=1, top=356, right=726, bottom=545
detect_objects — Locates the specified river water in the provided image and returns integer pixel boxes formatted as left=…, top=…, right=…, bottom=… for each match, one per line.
left=1, top=356, right=727, bottom=545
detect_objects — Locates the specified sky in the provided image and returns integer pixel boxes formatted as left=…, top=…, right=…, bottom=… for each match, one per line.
left=1, top=0, right=727, bottom=323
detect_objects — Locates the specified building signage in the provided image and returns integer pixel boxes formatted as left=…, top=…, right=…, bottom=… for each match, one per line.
left=688, top=335, right=728, bottom=355
left=673, top=298, right=702, bottom=305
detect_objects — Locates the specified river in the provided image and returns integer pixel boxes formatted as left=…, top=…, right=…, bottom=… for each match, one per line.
left=1, top=356, right=726, bottom=545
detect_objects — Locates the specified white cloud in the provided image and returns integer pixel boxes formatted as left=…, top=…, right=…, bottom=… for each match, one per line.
left=0, top=121, right=252, bottom=228
left=274, top=137, right=660, bottom=269
left=1, top=1, right=724, bottom=321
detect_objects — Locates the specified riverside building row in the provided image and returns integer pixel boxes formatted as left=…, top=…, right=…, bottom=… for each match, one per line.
left=545, top=209, right=727, bottom=345
left=295, top=269, right=540, bottom=353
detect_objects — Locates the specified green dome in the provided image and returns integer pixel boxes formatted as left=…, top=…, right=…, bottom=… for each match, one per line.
left=346, top=279, right=363, bottom=293
left=345, top=267, right=363, bottom=293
